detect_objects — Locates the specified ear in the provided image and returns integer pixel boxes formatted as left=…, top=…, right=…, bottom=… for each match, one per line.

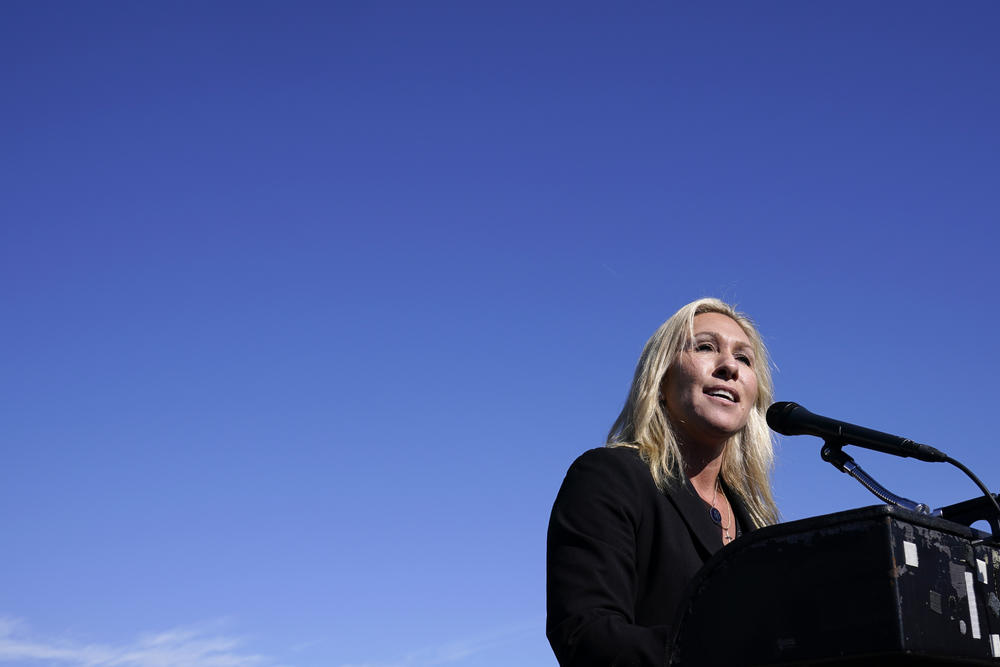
left=658, top=373, right=671, bottom=402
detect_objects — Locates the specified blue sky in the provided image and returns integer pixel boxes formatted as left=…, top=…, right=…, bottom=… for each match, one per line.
left=3, top=2, right=999, bottom=666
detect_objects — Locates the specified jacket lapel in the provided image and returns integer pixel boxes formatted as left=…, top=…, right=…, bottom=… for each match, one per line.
left=722, top=479, right=757, bottom=534
left=664, top=480, right=722, bottom=557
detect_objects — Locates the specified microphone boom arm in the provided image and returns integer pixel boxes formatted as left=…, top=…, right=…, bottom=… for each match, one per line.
left=820, top=439, right=930, bottom=514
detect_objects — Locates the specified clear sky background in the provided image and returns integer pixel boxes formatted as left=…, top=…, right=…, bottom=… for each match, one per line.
left=3, top=2, right=999, bottom=666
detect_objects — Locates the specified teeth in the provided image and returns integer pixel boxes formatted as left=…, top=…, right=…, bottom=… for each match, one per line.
left=708, top=390, right=735, bottom=402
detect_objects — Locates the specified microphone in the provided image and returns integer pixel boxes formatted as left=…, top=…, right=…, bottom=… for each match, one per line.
left=766, top=401, right=948, bottom=463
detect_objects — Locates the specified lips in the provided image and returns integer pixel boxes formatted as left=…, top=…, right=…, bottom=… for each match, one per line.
left=705, top=386, right=738, bottom=403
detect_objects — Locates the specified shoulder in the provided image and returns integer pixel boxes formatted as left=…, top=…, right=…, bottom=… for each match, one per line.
left=568, top=445, right=644, bottom=472
left=559, top=446, right=658, bottom=497
left=571, top=444, right=643, bottom=467
left=550, top=446, right=657, bottom=545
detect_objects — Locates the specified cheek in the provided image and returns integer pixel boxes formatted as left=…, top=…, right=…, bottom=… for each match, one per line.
left=671, top=355, right=703, bottom=384
left=665, top=364, right=696, bottom=401
left=743, top=377, right=759, bottom=409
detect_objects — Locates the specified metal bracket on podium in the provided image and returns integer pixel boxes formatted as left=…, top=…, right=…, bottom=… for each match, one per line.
left=935, top=493, right=1000, bottom=537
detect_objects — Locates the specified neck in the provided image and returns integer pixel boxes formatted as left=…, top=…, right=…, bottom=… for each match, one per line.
left=681, top=443, right=726, bottom=498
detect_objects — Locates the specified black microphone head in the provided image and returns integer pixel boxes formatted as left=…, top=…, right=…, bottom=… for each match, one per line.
left=766, top=401, right=805, bottom=436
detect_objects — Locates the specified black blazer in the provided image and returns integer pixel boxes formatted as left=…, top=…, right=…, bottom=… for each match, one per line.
left=546, top=446, right=755, bottom=667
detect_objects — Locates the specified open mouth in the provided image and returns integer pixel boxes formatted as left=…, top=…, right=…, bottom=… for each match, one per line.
left=705, top=388, right=737, bottom=403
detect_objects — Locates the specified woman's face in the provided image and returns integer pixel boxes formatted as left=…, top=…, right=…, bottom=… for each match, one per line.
left=662, top=312, right=759, bottom=451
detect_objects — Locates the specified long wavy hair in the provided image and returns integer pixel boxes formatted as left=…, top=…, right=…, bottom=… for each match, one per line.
left=606, top=298, right=779, bottom=527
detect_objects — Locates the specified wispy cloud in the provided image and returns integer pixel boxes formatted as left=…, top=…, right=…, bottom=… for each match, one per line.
left=0, top=617, right=281, bottom=667
left=338, top=618, right=541, bottom=667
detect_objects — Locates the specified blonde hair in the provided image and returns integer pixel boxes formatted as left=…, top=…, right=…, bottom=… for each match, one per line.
left=606, top=298, right=779, bottom=527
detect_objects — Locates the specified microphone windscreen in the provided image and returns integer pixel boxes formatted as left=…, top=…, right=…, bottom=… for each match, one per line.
left=766, top=401, right=803, bottom=435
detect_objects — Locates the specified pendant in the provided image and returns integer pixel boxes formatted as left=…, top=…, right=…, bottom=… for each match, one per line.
left=709, top=507, right=722, bottom=525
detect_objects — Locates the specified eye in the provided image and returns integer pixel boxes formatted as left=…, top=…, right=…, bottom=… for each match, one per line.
left=693, top=341, right=715, bottom=352
left=735, top=352, right=754, bottom=367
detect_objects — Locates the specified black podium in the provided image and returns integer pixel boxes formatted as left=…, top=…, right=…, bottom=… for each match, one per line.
left=669, top=505, right=1000, bottom=665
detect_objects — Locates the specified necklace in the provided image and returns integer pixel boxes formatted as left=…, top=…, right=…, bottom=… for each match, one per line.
left=708, top=478, right=734, bottom=543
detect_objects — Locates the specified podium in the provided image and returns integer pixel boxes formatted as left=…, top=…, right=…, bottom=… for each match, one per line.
left=668, top=505, right=1000, bottom=665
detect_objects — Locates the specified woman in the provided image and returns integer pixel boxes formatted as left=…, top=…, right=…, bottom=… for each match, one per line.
left=546, top=298, right=779, bottom=666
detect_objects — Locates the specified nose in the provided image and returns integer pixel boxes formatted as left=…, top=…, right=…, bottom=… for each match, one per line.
left=714, top=352, right=740, bottom=380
